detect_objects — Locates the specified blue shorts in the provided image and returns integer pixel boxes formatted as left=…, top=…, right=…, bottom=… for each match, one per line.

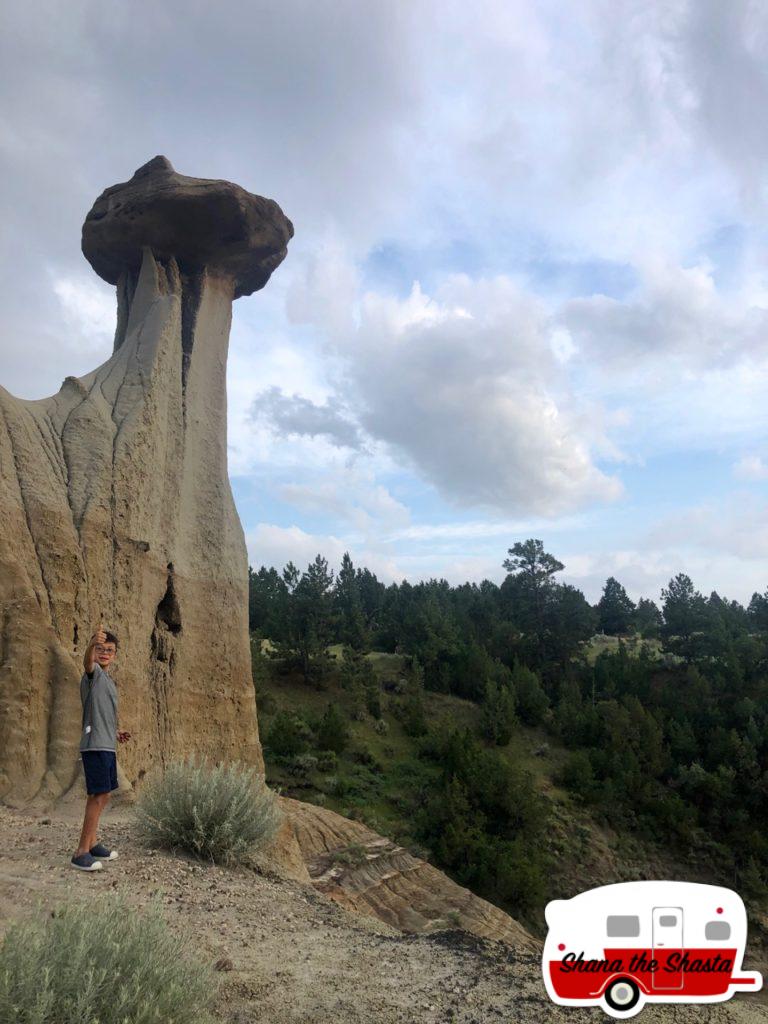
left=81, top=751, right=118, bottom=795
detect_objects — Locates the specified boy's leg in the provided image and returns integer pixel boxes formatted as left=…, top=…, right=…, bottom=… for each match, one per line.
left=75, top=792, right=111, bottom=856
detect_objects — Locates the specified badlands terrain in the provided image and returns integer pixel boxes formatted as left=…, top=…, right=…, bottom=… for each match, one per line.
left=1, top=801, right=766, bottom=1024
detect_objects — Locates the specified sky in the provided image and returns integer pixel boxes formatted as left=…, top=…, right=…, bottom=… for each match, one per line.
left=2, top=0, right=768, bottom=605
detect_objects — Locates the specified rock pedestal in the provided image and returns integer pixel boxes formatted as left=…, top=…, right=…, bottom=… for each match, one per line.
left=0, top=157, right=293, bottom=804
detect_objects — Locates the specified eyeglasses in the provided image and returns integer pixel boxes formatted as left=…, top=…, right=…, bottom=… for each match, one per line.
left=95, top=645, right=116, bottom=654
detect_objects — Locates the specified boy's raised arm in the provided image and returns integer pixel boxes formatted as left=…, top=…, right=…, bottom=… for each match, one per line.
left=83, top=627, right=106, bottom=675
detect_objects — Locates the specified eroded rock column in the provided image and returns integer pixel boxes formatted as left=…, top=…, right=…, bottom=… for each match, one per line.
left=0, top=156, right=293, bottom=804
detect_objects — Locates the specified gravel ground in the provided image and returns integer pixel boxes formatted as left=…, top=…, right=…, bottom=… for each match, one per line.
left=1, top=803, right=766, bottom=1023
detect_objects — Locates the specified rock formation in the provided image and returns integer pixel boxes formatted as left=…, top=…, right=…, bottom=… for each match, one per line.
left=282, top=797, right=540, bottom=950
left=0, top=157, right=538, bottom=954
left=0, top=156, right=293, bottom=804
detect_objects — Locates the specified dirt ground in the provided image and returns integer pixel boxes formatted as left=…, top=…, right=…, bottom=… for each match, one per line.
left=1, top=802, right=767, bottom=1023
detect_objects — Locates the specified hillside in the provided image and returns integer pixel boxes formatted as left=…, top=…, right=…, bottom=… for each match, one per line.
left=254, top=638, right=768, bottom=968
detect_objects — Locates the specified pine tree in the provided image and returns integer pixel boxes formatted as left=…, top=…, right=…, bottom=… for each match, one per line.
left=597, top=577, right=636, bottom=635
left=334, top=552, right=367, bottom=650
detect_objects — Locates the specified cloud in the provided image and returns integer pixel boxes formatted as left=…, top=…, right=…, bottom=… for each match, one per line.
left=52, top=273, right=116, bottom=353
left=560, top=540, right=768, bottom=606
left=645, top=494, right=768, bottom=563
left=248, top=386, right=365, bottom=451
left=681, top=0, right=768, bottom=207
left=289, top=256, right=624, bottom=516
left=733, top=454, right=768, bottom=481
left=563, top=257, right=768, bottom=371
left=273, top=464, right=410, bottom=537
left=244, top=522, right=406, bottom=583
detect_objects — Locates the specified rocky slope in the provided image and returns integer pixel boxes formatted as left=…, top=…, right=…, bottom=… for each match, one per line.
left=282, top=796, right=538, bottom=949
left=1, top=803, right=766, bottom=1024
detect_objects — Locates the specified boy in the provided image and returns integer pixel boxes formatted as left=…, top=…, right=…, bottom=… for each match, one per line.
left=71, top=626, right=131, bottom=871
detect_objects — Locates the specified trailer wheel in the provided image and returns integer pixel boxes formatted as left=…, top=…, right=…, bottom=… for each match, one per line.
left=604, top=978, right=641, bottom=1013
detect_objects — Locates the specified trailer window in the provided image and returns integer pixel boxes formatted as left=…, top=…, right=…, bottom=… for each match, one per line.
left=659, top=915, right=678, bottom=927
left=705, top=921, right=731, bottom=941
left=607, top=916, right=640, bottom=937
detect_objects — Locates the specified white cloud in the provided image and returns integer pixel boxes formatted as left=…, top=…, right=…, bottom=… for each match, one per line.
left=560, top=543, right=768, bottom=606
left=52, top=274, right=116, bottom=352
left=733, top=454, right=768, bottom=481
left=389, top=513, right=587, bottom=543
left=646, top=494, right=768, bottom=563
left=244, top=523, right=406, bottom=583
left=290, top=257, right=623, bottom=517
left=563, top=257, right=768, bottom=371
left=274, top=465, right=410, bottom=537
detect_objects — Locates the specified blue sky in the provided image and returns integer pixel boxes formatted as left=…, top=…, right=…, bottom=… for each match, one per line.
left=2, top=0, right=768, bottom=604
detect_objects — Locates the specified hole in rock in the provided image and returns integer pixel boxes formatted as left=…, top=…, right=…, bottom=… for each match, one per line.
left=156, top=567, right=182, bottom=635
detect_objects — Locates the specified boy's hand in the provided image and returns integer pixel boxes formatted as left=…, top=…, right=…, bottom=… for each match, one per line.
left=89, top=627, right=107, bottom=647
left=118, top=731, right=131, bottom=744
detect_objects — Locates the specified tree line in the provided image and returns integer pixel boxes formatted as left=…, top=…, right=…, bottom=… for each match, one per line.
left=249, top=541, right=768, bottom=906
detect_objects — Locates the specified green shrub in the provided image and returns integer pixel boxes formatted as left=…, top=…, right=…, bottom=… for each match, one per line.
left=265, top=710, right=313, bottom=756
left=317, top=703, right=350, bottom=753
left=0, top=894, right=217, bottom=1024
left=136, top=756, right=281, bottom=864
left=324, top=774, right=351, bottom=797
left=287, top=753, right=319, bottom=777
left=316, top=749, right=338, bottom=772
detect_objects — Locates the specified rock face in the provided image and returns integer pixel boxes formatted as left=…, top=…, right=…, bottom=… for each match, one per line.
left=0, top=157, right=293, bottom=804
left=282, top=797, right=540, bottom=951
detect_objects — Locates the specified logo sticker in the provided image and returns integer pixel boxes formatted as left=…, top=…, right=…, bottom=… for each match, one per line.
left=542, top=880, right=762, bottom=1018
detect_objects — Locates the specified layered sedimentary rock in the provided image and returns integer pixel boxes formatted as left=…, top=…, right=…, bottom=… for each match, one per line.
left=0, top=156, right=293, bottom=804
left=283, top=798, right=540, bottom=950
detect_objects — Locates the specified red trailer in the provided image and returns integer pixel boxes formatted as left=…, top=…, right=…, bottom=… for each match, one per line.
left=543, top=880, right=762, bottom=1018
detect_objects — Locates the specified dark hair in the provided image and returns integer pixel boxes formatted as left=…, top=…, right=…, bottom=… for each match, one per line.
left=104, top=630, right=119, bottom=650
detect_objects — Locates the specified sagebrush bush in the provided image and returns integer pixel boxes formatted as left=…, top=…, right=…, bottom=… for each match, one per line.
left=136, top=756, right=281, bottom=864
left=287, top=753, right=319, bottom=776
left=0, top=894, right=217, bottom=1024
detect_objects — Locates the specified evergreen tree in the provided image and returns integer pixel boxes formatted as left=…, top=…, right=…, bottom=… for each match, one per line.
left=597, top=577, right=636, bottom=635
left=265, top=711, right=310, bottom=757
left=248, top=564, right=289, bottom=637
left=339, top=645, right=368, bottom=718
left=274, top=555, right=336, bottom=685
left=748, top=588, right=768, bottom=632
left=402, top=656, right=428, bottom=736
left=480, top=679, right=517, bottom=745
left=334, top=552, right=367, bottom=650
left=317, top=702, right=350, bottom=754
left=634, top=597, right=663, bottom=638
left=502, top=539, right=565, bottom=644
left=661, top=573, right=713, bottom=663
left=511, top=661, right=549, bottom=725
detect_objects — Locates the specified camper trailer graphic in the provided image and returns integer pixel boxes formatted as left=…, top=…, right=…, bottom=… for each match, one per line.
left=543, top=880, right=762, bottom=1018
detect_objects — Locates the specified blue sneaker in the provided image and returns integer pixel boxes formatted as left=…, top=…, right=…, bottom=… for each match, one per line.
left=89, top=843, right=118, bottom=861
left=71, top=852, right=102, bottom=871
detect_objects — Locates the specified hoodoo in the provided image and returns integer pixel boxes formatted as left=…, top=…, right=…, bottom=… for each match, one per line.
left=0, top=157, right=293, bottom=804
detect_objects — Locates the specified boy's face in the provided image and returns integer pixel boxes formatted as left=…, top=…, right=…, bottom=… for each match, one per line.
left=95, top=642, right=117, bottom=669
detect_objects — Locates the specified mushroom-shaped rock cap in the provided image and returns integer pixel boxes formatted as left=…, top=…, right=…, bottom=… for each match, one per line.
left=82, top=156, right=294, bottom=298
